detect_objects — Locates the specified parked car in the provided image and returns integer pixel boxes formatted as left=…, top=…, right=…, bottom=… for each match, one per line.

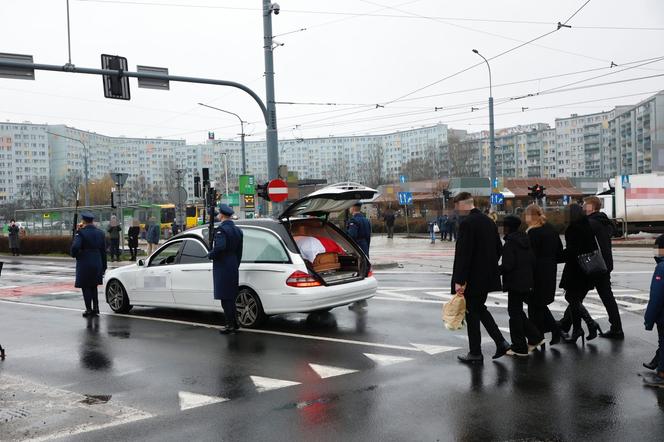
left=103, top=183, right=378, bottom=327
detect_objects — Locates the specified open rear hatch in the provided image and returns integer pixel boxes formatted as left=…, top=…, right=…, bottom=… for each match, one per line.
left=280, top=183, right=377, bottom=285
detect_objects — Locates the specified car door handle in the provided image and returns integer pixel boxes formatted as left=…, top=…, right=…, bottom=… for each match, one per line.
left=181, top=269, right=212, bottom=272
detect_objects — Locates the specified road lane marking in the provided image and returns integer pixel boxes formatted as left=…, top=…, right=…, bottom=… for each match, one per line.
left=364, top=353, right=413, bottom=366
left=178, top=391, right=228, bottom=411
left=309, top=363, right=358, bottom=379
left=251, top=375, right=300, bottom=393
left=0, top=299, right=436, bottom=354
left=410, top=343, right=460, bottom=355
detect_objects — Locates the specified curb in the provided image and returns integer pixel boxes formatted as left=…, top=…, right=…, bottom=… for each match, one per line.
left=371, top=261, right=400, bottom=270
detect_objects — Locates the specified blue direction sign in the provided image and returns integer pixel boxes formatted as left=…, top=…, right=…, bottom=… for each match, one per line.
left=490, top=193, right=504, bottom=205
left=398, top=191, right=413, bottom=205
left=399, top=175, right=407, bottom=184
left=562, top=195, right=571, bottom=205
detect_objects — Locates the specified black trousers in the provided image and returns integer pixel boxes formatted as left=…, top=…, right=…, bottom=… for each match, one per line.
left=564, top=288, right=589, bottom=331
left=508, top=291, right=543, bottom=353
left=657, top=324, right=664, bottom=372
left=386, top=225, right=394, bottom=238
left=82, top=286, right=99, bottom=311
left=110, top=238, right=120, bottom=259
left=592, top=273, right=623, bottom=332
left=465, top=290, right=505, bottom=356
left=529, top=302, right=558, bottom=334
left=221, top=299, right=237, bottom=327
left=129, top=246, right=138, bottom=260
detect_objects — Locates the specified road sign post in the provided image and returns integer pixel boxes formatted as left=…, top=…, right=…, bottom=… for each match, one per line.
left=622, top=175, right=630, bottom=238
left=398, top=191, right=413, bottom=236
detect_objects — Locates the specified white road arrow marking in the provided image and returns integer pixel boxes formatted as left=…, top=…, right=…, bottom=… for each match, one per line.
left=409, top=343, right=460, bottom=355
left=178, top=391, right=228, bottom=411
left=250, top=375, right=300, bottom=393
left=308, top=363, right=358, bottom=379
left=363, top=353, right=413, bottom=366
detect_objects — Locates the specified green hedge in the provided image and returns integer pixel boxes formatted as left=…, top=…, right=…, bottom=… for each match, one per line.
left=0, top=235, right=73, bottom=255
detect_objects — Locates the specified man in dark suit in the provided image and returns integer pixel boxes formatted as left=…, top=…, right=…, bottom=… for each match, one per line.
left=452, top=192, right=510, bottom=364
left=208, top=204, right=244, bottom=334
left=71, top=211, right=107, bottom=317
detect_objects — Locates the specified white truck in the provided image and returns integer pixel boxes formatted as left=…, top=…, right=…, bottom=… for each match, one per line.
left=598, top=172, right=664, bottom=235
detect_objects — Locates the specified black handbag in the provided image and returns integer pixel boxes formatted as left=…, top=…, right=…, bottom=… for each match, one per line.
left=577, top=236, right=608, bottom=275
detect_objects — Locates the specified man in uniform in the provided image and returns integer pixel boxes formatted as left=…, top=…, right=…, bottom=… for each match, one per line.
left=71, top=211, right=107, bottom=317
left=347, top=202, right=371, bottom=257
left=347, top=202, right=372, bottom=312
left=208, top=204, right=244, bottom=334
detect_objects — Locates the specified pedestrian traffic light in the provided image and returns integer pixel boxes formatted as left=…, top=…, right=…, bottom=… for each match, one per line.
left=256, top=183, right=270, bottom=201
left=193, top=175, right=201, bottom=198
left=110, top=190, right=116, bottom=208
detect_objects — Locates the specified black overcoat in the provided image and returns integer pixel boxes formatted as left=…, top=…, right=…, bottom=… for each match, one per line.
left=527, top=223, right=563, bottom=305
left=208, top=220, right=244, bottom=301
left=451, top=208, right=502, bottom=294
left=71, top=225, right=107, bottom=288
left=559, top=217, right=596, bottom=291
left=500, top=231, right=535, bottom=293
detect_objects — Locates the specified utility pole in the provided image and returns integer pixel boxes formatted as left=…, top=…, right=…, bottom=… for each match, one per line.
left=175, top=169, right=184, bottom=230
left=472, top=49, right=495, bottom=210
left=263, top=0, right=279, bottom=181
left=221, top=153, right=230, bottom=200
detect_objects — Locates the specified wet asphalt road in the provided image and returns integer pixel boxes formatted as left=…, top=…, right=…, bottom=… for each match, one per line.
left=1, top=241, right=664, bottom=441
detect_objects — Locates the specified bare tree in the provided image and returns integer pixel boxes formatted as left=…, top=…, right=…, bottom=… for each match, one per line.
left=326, top=158, right=351, bottom=183
left=56, top=170, right=83, bottom=207
left=127, top=174, right=152, bottom=204
left=448, top=133, right=478, bottom=177
left=20, top=177, right=50, bottom=209
left=359, top=142, right=385, bottom=188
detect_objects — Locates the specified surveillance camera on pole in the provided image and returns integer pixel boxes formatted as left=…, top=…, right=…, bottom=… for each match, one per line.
left=270, top=2, right=280, bottom=14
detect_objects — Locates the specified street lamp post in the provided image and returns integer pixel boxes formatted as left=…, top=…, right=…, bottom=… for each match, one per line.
left=47, top=131, right=90, bottom=206
left=198, top=103, right=247, bottom=175
left=221, top=152, right=230, bottom=200
left=472, top=49, right=496, bottom=209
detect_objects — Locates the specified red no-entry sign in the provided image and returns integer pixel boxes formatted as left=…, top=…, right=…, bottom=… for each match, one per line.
left=267, top=179, right=288, bottom=203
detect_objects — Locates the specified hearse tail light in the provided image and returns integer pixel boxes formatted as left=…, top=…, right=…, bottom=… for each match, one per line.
left=286, top=271, right=322, bottom=288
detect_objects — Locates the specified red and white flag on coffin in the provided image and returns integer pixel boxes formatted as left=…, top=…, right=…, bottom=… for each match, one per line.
left=293, top=236, right=344, bottom=262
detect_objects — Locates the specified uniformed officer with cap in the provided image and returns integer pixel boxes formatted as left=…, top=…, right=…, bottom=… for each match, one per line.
left=208, top=204, right=244, bottom=334
left=347, top=202, right=372, bottom=257
left=71, top=211, right=107, bottom=317
left=347, top=201, right=372, bottom=312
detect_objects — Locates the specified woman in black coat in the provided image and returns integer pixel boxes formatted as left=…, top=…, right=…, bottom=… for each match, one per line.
left=559, top=203, right=597, bottom=344
left=525, top=204, right=564, bottom=345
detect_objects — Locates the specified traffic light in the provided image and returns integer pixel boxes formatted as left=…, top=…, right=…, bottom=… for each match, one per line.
left=537, top=185, right=546, bottom=200
left=202, top=168, right=210, bottom=188
left=110, top=190, right=116, bottom=208
left=193, top=175, right=201, bottom=198
left=256, top=182, right=270, bottom=201
left=442, top=189, right=451, bottom=200
left=528, top=184, right=547, bottom=201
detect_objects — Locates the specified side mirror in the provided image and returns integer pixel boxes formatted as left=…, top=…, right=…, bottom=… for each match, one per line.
left=137, top=259, right=145, bottom=267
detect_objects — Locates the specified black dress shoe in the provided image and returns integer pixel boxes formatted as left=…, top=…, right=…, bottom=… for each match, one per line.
left=219, top=325, right=237, bottom=335
left=492, top=341, right=511, bottom=360
left=457, top=353, right=483, bottom=364
left=600, top=329, right=625, bottom=340
left=82, top=310, right=93, bottom=318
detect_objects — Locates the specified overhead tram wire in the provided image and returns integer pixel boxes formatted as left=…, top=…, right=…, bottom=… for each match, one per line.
left=261, top=55, right=663, bottom=132
left=329, top=90, right=660, bottom=137
left=381, top=0, right=595, bottom=106
left=76, top=0, right=664, bottom=31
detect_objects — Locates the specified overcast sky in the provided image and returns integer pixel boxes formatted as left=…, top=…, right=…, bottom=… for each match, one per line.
left=1, top=0, right=663, bottom=143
